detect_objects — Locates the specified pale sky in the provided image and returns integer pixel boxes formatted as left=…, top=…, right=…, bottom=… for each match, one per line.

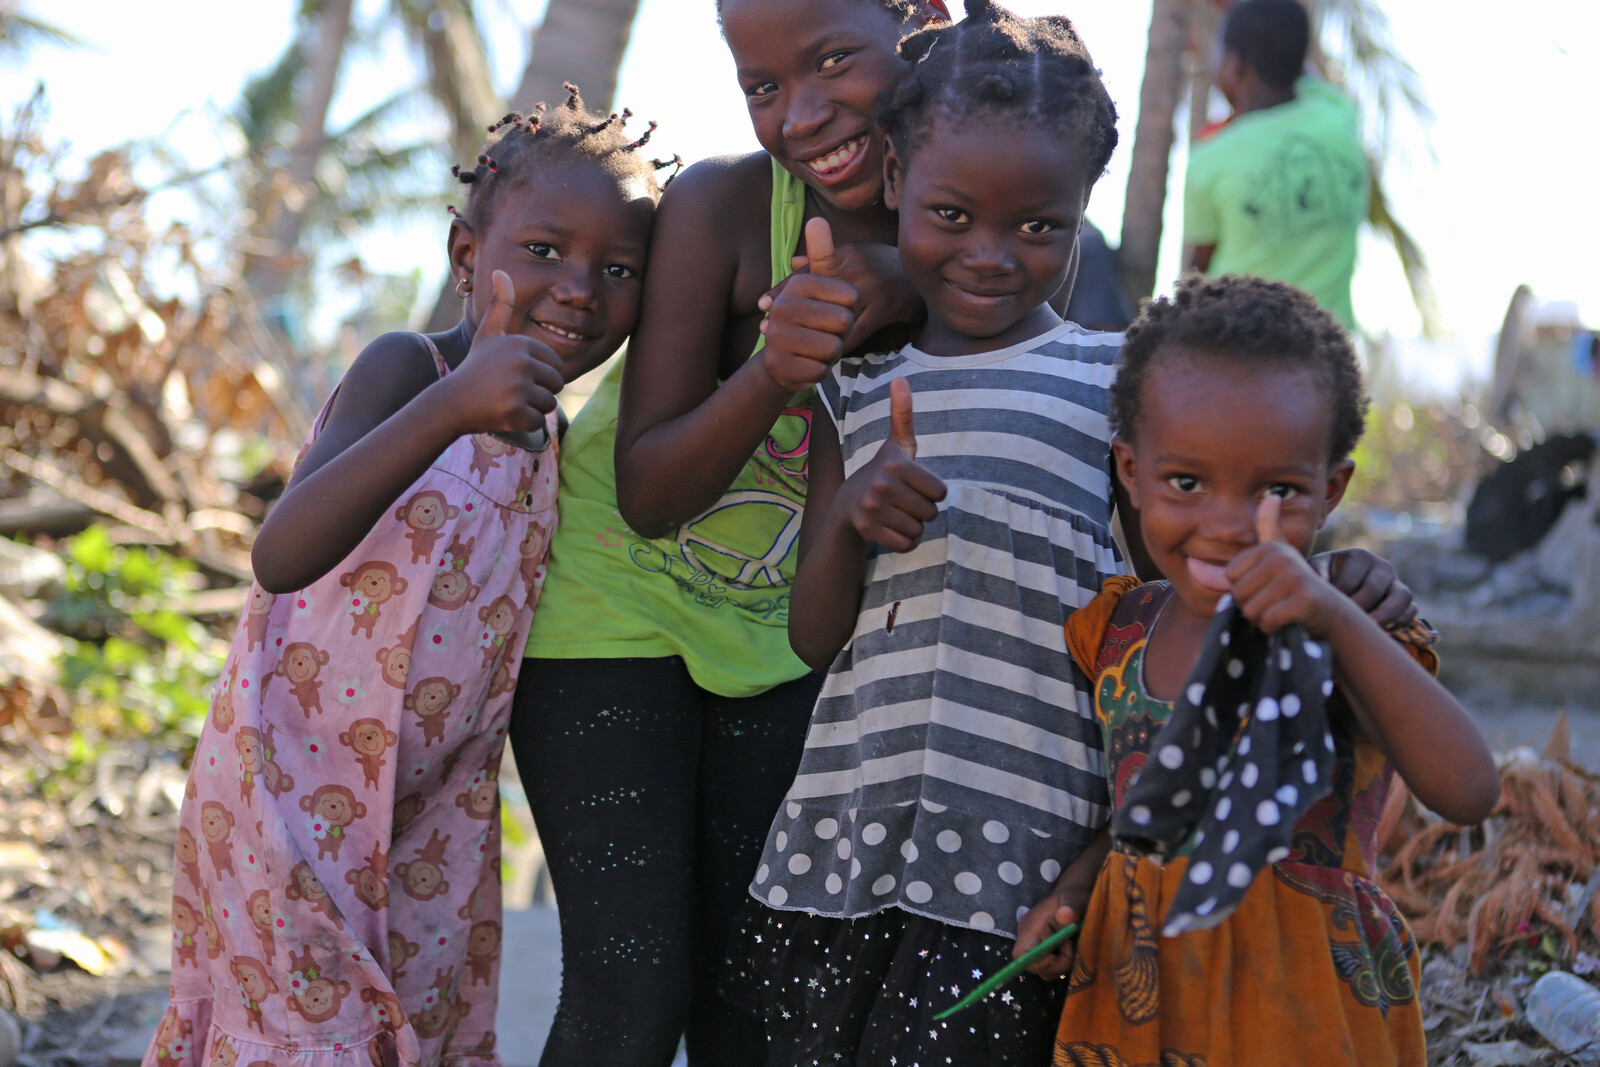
left=5, top=0, right=1597, bottom=392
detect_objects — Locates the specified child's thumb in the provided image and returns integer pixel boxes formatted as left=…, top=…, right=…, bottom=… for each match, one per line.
left=889, top=378, right=916, bottom=458
left=477, top=270, right=515, bottom=340
left=1255, top=493, right=1286, bottom=544
left=804, top=217, right=837, bottom=278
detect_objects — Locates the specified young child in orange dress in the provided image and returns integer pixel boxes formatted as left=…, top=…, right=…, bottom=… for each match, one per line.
left=1034, top=275, right=1501, bottom=1067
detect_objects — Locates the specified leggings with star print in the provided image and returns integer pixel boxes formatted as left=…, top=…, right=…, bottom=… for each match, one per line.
left=509, top=656, right=820, bottom=1067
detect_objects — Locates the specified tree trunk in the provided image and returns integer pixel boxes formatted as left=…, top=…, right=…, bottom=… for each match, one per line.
left=422, top=0, right=643, bottom=334
left=1118, top=0, right=1195, bottom=307
left=512, top=0, right=642, bottom=115
left=241, top=0, right=356, bottom=311
left=1185, top=1, right=1223, bottom=144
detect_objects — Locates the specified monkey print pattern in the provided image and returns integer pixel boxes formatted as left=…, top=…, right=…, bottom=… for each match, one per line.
left=375, top=619, right=418, bottom=690
left=243, top=587, right=275, bottom=653
left=346, top=840, right=390, bottom=912
left=270, top=642, right=328, bottom=718
left=229, top=957, right=279, bottom=1033
left=339, top=561, right=408, bottom=639
left=340, top=717, right=398, bottom=790
left=147, top=340, right=556, bottom=1065
left=299, top=785, right=366, bottom=863
left=394, top=490, right=459, bottom=564
left=200, top=801, right=235, bottom=879
left=396, top=830, right=452, bottom=902
left=246, top=889, right=276, bottom=964
left=468, top=433, right=512, bottom=481
left=171, top=897, right=201, bottom=969
left=465, top=921, right=500, bottom=986
left=412, top=967, right=470, bottom=1040
left=284, top=946, right=353, bottom=1024
left=428, top=534, right=480, bottom=611
left=234, top=728, right=264, bottom=806
left=476, top=597, right=518, bottom=667
left=404, top=677, right=461, bottom=746
left=258, top=724, right=295, bottom=800
left=150, top=1007, right=193, bottom=1067
left=284, top=860, right=343, bottom=931
left=175, top=827, right=202, bottom=891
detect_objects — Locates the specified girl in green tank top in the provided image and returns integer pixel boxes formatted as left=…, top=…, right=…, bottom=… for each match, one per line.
left=508, top=2, right=952, bottom=1064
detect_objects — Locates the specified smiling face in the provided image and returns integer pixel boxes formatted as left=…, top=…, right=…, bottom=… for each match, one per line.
left=1113, top=348, right=1353, bottom=619
left=884, top=118, right=1092, bottom=354
left=450, top=159, right=654, bottom=382
left=722, top=0, right=929, bottom=213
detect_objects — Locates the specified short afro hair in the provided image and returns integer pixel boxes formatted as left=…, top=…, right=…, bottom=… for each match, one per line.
left=878, top=0, right=1118, bottom=179
left=447, top=83, right=681, bottom=233
left=1113, top=274, right=1369, bottom=463
left=1223, top=0, right=1310, bottom=89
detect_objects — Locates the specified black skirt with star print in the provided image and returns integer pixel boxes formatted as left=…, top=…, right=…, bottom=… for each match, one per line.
left=723, top=899, right=1066, bottom=1066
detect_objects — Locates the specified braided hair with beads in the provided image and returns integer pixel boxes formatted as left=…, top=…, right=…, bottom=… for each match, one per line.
left=878, top=0, right=1118, bottom=179
left=445, top=82, right=683, bottom=231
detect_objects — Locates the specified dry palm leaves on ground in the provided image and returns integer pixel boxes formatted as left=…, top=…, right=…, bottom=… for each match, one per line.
left=1378, top=713, right=1600, bottom=1064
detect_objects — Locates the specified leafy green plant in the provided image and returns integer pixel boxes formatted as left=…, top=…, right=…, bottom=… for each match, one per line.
left=51, top=526, right=227, bottom=781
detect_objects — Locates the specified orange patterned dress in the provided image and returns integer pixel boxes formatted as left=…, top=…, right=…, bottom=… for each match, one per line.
left=1054, top=578, right=1431, bottom=1067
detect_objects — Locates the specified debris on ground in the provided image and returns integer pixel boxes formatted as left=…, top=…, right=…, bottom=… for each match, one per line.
left=1377, top=714, right=1600, bottom=1064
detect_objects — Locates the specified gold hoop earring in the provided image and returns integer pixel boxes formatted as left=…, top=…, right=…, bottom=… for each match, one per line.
left=455, top=277, right=472, bottom=298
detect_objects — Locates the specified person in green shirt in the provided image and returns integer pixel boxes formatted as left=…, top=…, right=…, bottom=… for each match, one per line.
left=1182, top=0, right=1369, bottom=330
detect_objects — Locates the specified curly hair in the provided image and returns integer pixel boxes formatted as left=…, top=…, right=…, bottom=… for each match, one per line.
left=1113, top=274, right=1369, bottom=462
left=447, top=83, right=682, bottom=233
left=877, top=0, right=1118, bottom=178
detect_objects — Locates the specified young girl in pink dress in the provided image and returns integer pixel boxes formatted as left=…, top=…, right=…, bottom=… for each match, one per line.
left=145, top=89, right=673, bottom=1067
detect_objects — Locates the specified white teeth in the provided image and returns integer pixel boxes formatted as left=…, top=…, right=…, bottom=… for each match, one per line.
left=805, top=137, right=865, bottom=175
left=540, top=323, right=583, bottom=340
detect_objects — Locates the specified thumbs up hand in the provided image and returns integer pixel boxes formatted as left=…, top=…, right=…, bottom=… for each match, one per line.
left=835, top=378, right=947, bottom=553
left=442, top=270, right=566, bottom=436
left=1224, top=492, right=1348, bottom=638
left=758, top=218, right=863, bottom=393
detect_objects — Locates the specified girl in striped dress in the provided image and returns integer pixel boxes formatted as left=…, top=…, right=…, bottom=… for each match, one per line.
left=728, top=7, right=1125, bottom=1064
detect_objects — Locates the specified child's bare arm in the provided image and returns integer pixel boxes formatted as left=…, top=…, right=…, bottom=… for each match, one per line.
left=1014, top=827, right=1112, bottom=978
left=790, top=382, right=946, bottom=669
left=1227, top=497, right=1499, bottom=826
left=615, top=162, right=855, bottom=539
left=253, top=272, right=561, bottom=593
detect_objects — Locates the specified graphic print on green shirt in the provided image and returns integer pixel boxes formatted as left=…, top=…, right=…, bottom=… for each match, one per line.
left=523, top=159, right=813, bottom=698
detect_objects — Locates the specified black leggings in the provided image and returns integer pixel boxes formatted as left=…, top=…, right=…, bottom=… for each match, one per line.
left=508, top=657, right=820, bottom=1067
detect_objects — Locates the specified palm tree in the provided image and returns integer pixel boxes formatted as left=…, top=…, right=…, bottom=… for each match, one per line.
left=239, top=0, right=356, bottom=316
left=1116, top=0, right=1440, bottom=334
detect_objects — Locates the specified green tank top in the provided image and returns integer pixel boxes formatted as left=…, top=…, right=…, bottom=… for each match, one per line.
left=523, top=160, right=812, bottom=697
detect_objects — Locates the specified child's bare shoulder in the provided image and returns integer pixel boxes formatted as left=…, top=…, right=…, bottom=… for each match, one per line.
left=325, top=332, right=440, bottom=429
left=659, top=152, right=774, bottom=234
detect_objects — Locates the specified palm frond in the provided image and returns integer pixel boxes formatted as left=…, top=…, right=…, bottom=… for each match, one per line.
left=1367, top=165, right=1443, bottom=338
left=0, top=10, right=90, bottom=57
left=236, top=36, right=308, bottom=150
left=1317, top=0, right=1431, bottom=161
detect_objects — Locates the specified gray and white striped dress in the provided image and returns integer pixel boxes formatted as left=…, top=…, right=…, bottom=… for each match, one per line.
left=750, top=321, right=1124, bottom=938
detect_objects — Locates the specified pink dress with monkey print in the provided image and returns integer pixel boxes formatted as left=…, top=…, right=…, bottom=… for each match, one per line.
left=147, top=337, right=556, bottom=1067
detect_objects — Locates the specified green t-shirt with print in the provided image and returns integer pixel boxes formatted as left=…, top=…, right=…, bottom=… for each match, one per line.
left=523, top=160, right=813, bottom=698
left=1183, top=77, right=1369, bottom=330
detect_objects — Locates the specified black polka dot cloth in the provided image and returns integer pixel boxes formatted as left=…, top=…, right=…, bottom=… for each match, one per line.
left=1110, top=594, right=1337, bottom=936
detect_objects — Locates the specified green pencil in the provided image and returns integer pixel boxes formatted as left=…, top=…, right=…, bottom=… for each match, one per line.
left=932, top=922, right=1080, bottom=1021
